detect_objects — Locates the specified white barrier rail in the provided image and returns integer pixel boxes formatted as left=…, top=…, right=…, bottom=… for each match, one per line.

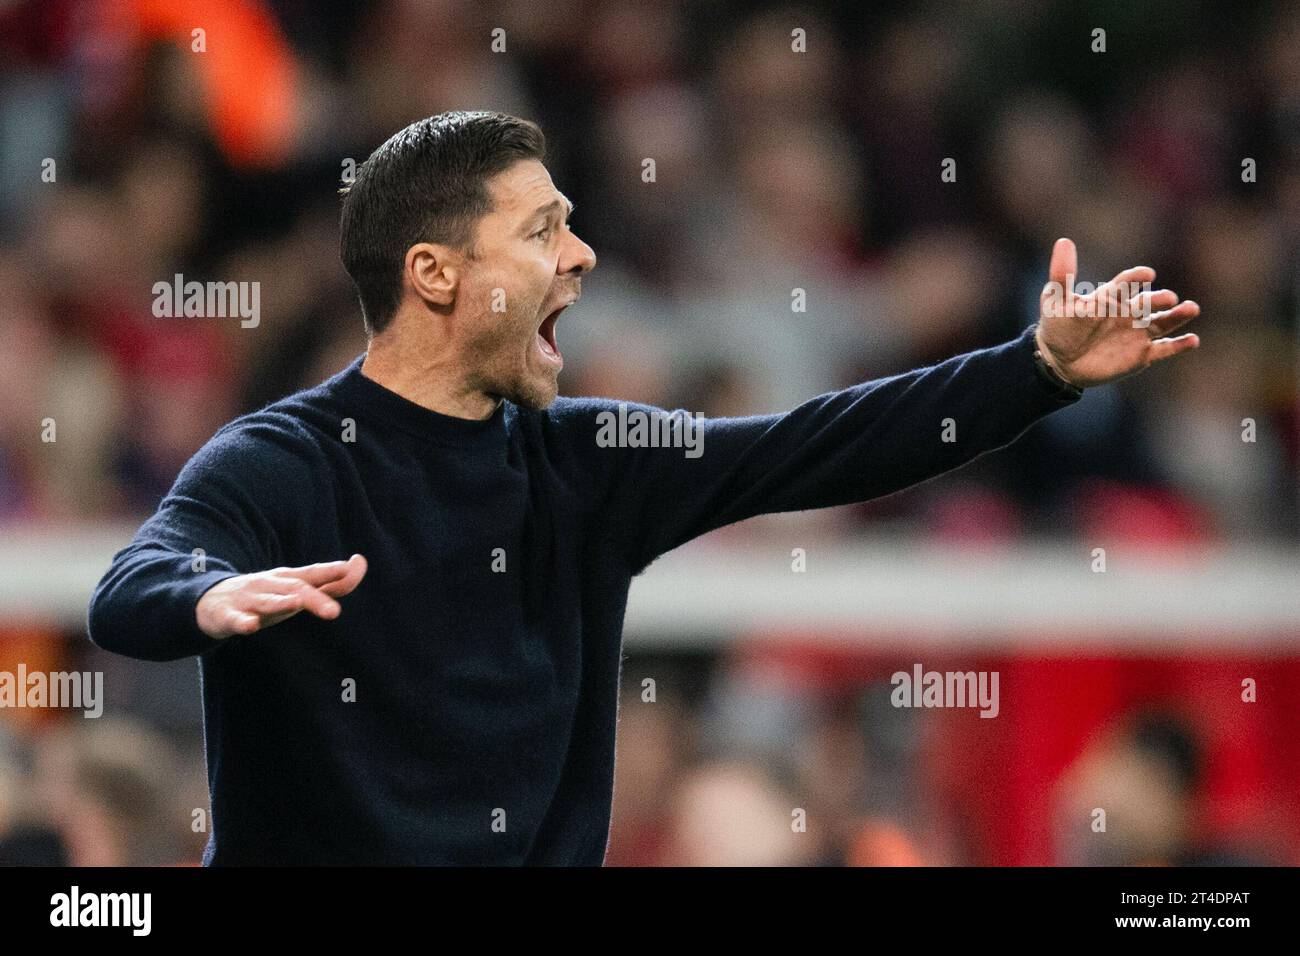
left=1, top=525, right=1297, bottom=650
left=625, top=541, right=1300, bottom=650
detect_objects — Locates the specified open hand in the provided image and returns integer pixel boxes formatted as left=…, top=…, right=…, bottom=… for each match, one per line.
left=1036, top=237, right=1201, bottom=388
left=196, top=554, right=368, bottom=639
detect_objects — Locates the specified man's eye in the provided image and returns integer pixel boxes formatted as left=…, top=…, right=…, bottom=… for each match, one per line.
left=532, top=227, right=551, bottom=241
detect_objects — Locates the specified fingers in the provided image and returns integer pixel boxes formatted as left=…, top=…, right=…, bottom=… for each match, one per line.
left=317, top=554, right=368, bottom=599
left=1048, top=237, right=1077, bottom=288
left=262, top=552, right=367, bottom=604
left=255, top=576, right=342, bottom=620
left=247, top=591, right=312, bottom=615
left=273, top=554, right=367, bottom=598
left=278, top=558, right=358, bottom=587
left=1042, top=242, right=1161, bottom=323
left=1092, top=265, right=1156, bottom=316
left=1128, top=288, right=1178, bottom=321
left=1106, top=265, right=1156, bottom=291
left=287, top=581, right=341, bottom=620
left=219, top=583, right=338, bottom=638
left=1142, top=299, right=1200, bottom=336
left=1147, top=332, right=1200, bottom=363
left=206, top=555, right=367, bottom=639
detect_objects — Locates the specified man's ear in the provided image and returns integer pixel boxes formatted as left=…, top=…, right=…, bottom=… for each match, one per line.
left=405, top=242, right=460, bottom=308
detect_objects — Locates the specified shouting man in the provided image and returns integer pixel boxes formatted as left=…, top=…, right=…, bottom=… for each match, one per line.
left=88, top=111, right=1201, bottom=864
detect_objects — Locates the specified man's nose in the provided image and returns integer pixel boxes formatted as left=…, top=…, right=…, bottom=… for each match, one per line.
left=561, top=231, right=597, bottom=276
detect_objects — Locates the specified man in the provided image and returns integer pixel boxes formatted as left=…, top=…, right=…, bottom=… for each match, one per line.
left=88, top=110, right=1201, bottom=865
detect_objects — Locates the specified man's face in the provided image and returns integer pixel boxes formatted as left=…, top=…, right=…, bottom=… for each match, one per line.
left=454, top=159, right=596, bottom=410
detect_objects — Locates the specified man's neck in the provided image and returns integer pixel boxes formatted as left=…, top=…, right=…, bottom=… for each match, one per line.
left=359, top=336, right=501, bottom=422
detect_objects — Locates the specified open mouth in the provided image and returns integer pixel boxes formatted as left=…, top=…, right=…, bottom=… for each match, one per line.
left=536, top=302, right=569, bottom=366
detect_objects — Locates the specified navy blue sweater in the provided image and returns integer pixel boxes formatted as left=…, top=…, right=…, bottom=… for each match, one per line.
left=87, top=321, right=1080, bottom=864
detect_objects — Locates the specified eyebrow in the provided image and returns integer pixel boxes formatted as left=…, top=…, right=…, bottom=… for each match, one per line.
left=527, top=196, right=575, bottom=226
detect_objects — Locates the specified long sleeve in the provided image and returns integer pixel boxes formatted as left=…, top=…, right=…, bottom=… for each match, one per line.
left=594, top=322, right=1083, bottom=575
left=87, top=416, right=321, bottom=661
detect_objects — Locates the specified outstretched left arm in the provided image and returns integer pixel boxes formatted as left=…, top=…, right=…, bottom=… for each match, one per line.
left=591, top=238, right=1202, bottom=575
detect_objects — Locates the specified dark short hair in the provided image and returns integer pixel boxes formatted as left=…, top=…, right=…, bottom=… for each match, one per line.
left=339, top=111, right=546, bottom=335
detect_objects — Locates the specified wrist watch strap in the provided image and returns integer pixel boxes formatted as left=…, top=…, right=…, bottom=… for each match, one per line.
left=1030, top=324, right=1085, bottom=400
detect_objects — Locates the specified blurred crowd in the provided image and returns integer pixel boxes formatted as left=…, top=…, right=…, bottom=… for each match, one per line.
left=606, top=650, right=1299, bottom=865
left=1, top=0, right=1298, bottom=865
left=3, top=646, right=1295, bottom=866
left=1, top=0, right=1297, bottom=539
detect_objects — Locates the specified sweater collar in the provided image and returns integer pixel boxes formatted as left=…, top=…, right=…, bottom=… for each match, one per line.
left=329, top=354, right=510, bottom=448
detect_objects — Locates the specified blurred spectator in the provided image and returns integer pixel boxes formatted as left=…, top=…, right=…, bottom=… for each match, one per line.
left=659, top=758, right=818, bottom=866
left=1053, top=710, right=1273, bottom=866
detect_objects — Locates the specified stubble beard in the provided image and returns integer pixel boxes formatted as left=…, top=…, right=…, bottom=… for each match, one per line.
left=463, top=302, right=558, bottom=411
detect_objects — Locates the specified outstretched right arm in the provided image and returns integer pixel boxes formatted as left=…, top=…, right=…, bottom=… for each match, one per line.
left=87, top=419, right=364, bottom=662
